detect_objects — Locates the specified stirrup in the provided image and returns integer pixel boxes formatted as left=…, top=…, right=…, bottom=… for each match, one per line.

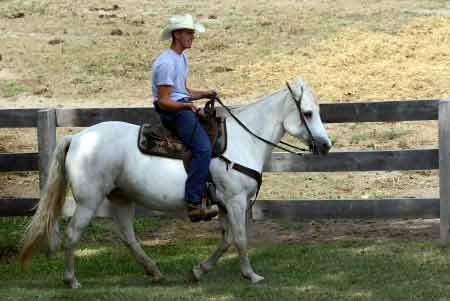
left=205, top=181, right=218, bottom=205
left=201, top=198, right=218, bottom=221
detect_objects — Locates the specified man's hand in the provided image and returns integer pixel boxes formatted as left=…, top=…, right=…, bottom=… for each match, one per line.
left=204, top=90, right=218, bottom=99
left=185, top=102, right=200, bottom=113
left=186, top=87, right=218, bottom=101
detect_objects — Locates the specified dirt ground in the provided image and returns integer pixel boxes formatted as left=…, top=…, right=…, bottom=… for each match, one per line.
left=1, top=0, right=450, bottom=241
left=0, top=217, right=441, bottom=263
left=140, top=218, right=440, bottom=247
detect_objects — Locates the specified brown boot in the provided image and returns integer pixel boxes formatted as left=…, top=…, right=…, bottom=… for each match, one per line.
left=187, top=203, right=204, bottom=222
left=187, top=201, right=218, bottom=222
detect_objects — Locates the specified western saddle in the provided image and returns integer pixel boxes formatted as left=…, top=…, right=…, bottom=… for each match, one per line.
left=137, top=100, right=227, bottom=221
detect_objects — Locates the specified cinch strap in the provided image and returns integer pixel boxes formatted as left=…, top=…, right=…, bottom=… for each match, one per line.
left=219, top=155, right=262, bottom=207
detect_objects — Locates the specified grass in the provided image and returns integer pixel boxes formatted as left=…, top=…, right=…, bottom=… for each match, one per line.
left=2, top=227, right=450, bottom=300
left=0, top=81, right=32, bottom=98
left=0, top=216, right=163, bottom=250
left=378, top=128, right=413, bottom=142
left=1, top=217, right=450, bottom=300
left=349, top=128, right=413, bottom=145
left=0, top=217, right=29, bottom=248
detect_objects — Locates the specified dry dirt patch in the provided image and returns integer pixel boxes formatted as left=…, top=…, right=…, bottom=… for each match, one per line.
left=1, top=16, right=448, bottom=200
left=136, top=218, right=440, bottom=247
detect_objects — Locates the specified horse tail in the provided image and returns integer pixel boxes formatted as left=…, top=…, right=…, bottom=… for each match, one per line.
left=19, top=135, right=73, bottom=270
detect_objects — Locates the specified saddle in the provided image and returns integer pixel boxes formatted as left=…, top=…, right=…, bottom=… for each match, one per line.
left=137, top=101, right=227, bottom=160
left=137, top=101, right=226, bottom=218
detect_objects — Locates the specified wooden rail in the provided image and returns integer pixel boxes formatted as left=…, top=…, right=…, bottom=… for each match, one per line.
left=0, top=153, right=39, bottom=172
left=1, top=99, right=450, bottom=245
left=0, top=99, right=439, bottom=128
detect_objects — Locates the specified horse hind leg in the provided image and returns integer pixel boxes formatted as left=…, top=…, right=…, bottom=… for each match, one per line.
left=110, top=200, right=163, bottom=283
left=63, top=203, right=99, bottom=289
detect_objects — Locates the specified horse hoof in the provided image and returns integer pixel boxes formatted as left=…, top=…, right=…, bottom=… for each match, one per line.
left=242, top=272, right=265, bottom=284
left=251, top=274, right=265, bottom=284
left=151, top=274, right=165, bottom=284
left=63, top=279, right=82, bottom=289
left=190, top=267, right=203, bottom=282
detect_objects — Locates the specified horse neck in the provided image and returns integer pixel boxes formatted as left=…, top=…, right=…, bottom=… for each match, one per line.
left=232, top=90, right=288, bottom=170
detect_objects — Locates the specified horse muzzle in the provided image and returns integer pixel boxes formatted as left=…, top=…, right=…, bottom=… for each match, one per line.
left=310, top=137, right=332, bottom=156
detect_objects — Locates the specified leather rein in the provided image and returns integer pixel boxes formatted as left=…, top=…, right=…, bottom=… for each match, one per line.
left=214, top=82, right=316, bottom=156
left=212, top=82, right=316, bottom=206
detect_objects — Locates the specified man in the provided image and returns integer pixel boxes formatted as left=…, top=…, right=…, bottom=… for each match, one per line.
left=151, top=14, right=218, bottom=222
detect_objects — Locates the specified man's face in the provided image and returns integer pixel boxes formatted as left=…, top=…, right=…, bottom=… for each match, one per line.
left=174, top=29, right=195, bottom=49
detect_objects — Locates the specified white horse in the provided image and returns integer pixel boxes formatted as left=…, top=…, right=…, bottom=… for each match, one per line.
left=19, top=78, right=331, bottom=288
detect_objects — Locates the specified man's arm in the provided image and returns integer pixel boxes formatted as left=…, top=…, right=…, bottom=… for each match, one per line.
left=186, top=81, right=217, bottom=101
left=157, top=85, right=198, bottom=112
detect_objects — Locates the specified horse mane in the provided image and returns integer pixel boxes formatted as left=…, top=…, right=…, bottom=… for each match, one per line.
left=231, top=77, right=319, bottom=114
left=232, top=88, right=286, bottom=114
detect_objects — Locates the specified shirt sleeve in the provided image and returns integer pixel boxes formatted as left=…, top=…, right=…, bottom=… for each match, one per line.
left=154, top=61, right=175, bottom=87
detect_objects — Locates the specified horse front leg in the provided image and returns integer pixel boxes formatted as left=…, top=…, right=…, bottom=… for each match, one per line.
left=227, top=196, right=264, bottom=284
left=192, top=208, right=232, bottom=281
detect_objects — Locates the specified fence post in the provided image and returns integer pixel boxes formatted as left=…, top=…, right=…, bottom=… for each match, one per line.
left=439, top=101, right=450, bottom=246
left=37, top=108, right=57, bottom=196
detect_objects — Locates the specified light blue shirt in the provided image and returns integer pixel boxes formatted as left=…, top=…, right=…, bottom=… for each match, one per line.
left=151, top=48, right=190, bottom=102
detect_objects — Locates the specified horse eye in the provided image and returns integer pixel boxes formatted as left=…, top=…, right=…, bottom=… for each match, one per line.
left=304, top=111, right=313, bottom=118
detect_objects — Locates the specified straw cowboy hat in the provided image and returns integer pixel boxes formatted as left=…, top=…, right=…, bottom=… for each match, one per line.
left=161, top=14, right=205, bottom=40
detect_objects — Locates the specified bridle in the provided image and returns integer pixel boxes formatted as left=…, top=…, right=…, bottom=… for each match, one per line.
left=285, top=82, right=317, bottom=155
left=213, top=82, right=317, bottom=156
left=211, top=82, right=318, bottom=208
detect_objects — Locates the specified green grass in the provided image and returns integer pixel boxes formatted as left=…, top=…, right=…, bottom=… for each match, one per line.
left=2, top=240, right=450, bottom=300
left=0, top=81, right=32, bottom=97
left=2, top=217, right=450, bottom=300
left=0, top=217, right=29, bottom=247
left=377, top=128, right=413, bottom=142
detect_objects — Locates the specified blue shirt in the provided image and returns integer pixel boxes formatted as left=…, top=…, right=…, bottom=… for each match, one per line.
left=151, top=48, right=190, bottom=102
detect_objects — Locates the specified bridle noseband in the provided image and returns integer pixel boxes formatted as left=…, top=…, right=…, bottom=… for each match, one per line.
left=285, top=82, right=317, bottom=154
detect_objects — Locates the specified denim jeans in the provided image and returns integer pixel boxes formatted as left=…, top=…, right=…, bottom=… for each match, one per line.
left=155, top=99, right=212, bottom=204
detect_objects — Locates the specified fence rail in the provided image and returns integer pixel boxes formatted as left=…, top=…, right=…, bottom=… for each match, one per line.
left=266, top=149, right=438, bottom=172
left=1, top=99, right=449, bottom=244
left=0, top=99, right=441, bottom=128
left=0, top=153, right=39, bottom=172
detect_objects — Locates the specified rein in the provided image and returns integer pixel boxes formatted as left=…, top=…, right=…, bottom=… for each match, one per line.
left=211, top=83, right=316, bottom=210
left=213, top=82, right=315, bottom=156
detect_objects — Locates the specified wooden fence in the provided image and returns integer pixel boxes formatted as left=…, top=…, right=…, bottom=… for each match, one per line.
left=1, top=99, right=450, bottom=245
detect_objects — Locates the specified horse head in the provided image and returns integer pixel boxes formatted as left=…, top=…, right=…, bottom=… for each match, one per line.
left=283, top=78, right=332, bottom=155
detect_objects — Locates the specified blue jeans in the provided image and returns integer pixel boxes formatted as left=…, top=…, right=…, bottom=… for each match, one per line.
left=155, top=100, right=212, bottom=204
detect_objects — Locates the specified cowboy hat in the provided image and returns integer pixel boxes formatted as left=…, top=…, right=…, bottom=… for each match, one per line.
left=161, top=14, right=205, bottom=40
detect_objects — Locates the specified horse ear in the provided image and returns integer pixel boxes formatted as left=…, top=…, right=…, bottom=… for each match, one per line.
left=286, top=81, right=296, bottom=97
left=293, top=76, right=305, bottom=87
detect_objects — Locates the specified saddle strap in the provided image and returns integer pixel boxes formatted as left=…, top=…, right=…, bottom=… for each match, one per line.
left=219, top=155, right=262, bottom=204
